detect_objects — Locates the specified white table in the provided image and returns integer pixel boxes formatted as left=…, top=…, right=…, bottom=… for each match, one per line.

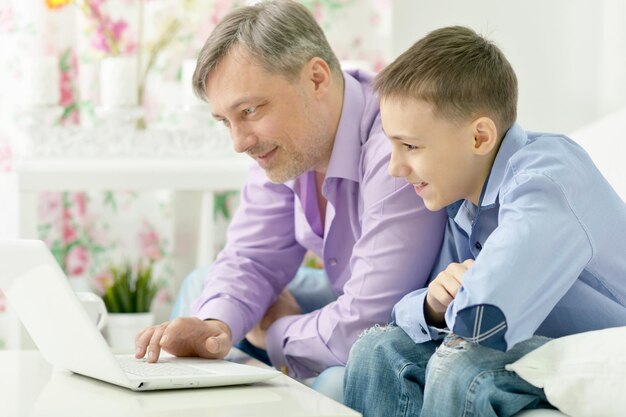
left=0, top=349, right=361, bottom=417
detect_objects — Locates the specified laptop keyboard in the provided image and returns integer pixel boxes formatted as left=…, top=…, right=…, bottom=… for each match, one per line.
left=117, top=357, right=214, bottom=377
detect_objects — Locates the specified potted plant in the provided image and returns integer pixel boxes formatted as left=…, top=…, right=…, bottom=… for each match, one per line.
left=99, top=261, right=160, bottom=352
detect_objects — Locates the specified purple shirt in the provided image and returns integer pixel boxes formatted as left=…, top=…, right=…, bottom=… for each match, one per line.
left=191, top=70, right=446, bottom=378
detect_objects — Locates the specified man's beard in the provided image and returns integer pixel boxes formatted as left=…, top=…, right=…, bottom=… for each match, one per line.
left=263, top=147, right=310, bottom=183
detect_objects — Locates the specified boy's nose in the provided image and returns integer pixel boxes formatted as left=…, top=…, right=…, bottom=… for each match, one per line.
left=388, top=157, right=411, bottom=178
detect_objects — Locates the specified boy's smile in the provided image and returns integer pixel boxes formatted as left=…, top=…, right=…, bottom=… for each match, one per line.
left=381, top=97, right=497, bottom=211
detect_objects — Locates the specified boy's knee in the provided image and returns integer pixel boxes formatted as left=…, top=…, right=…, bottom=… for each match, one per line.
left=346, top=325, right=403, bottom=376
left=426, top=335, right=483, bottom=389
left=351, top=325, right=404, bottom=361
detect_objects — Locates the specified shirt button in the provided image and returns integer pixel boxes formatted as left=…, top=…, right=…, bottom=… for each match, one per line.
left=328, top=258, right=338, bottom=266
left=474, top=241, right=482, bottom=250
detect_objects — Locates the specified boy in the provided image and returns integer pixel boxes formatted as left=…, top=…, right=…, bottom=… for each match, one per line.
left=344, top=26, right=626, bottom=417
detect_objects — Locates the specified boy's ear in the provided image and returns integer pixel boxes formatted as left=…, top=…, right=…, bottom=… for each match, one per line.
left=471, top=117, right=499, bottom=156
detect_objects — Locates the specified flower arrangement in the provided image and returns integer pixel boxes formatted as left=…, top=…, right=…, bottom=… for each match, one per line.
left=99, top=261, right=159, bottom=313
left=45, top=0, right=182, bottom=128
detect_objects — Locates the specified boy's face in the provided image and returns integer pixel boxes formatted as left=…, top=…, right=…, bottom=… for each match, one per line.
left=381, top=97, right=485, bottom=211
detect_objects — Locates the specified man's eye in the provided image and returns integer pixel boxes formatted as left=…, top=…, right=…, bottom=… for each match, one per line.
left=243, top=107, right=257, bottom=115
left=403, top=143, right=419, bottom=151
left=220, top=119, right=231, bottom=127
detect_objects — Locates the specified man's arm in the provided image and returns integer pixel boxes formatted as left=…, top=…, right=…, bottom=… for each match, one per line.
left=136, top=163, right=307, bottom=361
left=190, top=163, right=307, bottom=344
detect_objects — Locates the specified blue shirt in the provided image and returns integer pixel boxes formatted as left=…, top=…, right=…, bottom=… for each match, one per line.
left=394, top=123, right=626, bottom=351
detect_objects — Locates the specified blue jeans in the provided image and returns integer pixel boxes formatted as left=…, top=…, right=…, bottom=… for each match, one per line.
left=170, top=265, right=345, bottom=402
left=344, top=325, right=554, bottom=417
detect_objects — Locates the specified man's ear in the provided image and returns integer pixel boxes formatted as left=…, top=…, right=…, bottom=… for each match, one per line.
left=305, top=57, right=332, bottom=98
left=471, top=117, right=499, bottom=156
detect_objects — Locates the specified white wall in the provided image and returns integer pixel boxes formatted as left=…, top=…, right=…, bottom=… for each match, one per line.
left=392, top=0, right=626, bottom=134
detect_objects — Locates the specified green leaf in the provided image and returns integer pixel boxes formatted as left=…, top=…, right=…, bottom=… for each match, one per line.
left=100, top=260, right=159, bottom=313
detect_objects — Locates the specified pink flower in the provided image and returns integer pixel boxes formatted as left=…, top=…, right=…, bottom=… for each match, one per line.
left=38, top=192, right=62, bottom=220
left=66, top=245, right=89, bottom=276
left=138, top=221, right=163, bottom=262
left=59, top=48, right=80, bottom=125
left=91, top=26, right=112, bottom=53
left=60, top=74, right=73, bottom=106
left=110, top=19, right=127, bottom=42
left=62, top=210, right=78, bottom=243
left=73, top=192, right=88, bottom=217
left=93, top=270, right=114, bottom=294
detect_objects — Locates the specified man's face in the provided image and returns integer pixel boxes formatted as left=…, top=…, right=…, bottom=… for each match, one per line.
left=206, top=47, right=328, bottom=183
left=382, top=97, right=481, bottom=211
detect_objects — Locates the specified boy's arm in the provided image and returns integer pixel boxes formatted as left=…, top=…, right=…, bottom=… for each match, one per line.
left=445, top=173, right=593, bottom=351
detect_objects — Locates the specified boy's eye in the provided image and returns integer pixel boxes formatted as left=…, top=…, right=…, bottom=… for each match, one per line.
left=220, top=119, right=231, bottom=128
left=403, top=143, right=419, bottom=151
left=243, top=106, right=257, bottom=115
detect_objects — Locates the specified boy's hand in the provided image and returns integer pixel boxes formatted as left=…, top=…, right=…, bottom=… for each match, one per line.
left=425, top=259, right=474, bottom=327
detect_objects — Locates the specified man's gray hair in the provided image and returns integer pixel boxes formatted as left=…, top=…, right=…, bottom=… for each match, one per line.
left=192, top=0, right=342, bottom=101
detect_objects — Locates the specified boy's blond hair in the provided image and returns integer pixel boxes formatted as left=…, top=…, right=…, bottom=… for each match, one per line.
left=375, top=26, right=518, bottom=135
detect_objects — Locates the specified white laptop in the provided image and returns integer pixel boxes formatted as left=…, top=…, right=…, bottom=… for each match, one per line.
left=0, top=239, right=280, bottom=391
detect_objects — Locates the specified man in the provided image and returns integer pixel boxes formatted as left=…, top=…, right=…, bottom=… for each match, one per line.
left=134, top=0, right=445, bottom=394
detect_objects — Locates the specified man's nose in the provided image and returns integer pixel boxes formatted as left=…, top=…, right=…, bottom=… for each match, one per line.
left=230, top=124, right=258, bottom=154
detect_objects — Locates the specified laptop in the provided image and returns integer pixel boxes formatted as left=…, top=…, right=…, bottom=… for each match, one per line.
left=0, top=239, right=280, bottom=391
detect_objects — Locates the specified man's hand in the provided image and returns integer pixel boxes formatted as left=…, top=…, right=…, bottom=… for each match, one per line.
left=135, top=317, right=232, bottom=363
left=425, top=259, right=474, bottom=327
left=245, top=288, right=301, bottom=349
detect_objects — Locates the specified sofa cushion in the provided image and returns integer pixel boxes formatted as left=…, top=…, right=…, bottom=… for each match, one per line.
left=506, top=326, right=626, bottom=417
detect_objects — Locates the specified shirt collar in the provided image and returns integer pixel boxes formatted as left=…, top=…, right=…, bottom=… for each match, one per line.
left=480, top=123, right=528, bottom=208
left=323, top=70, right=369, bottom=183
